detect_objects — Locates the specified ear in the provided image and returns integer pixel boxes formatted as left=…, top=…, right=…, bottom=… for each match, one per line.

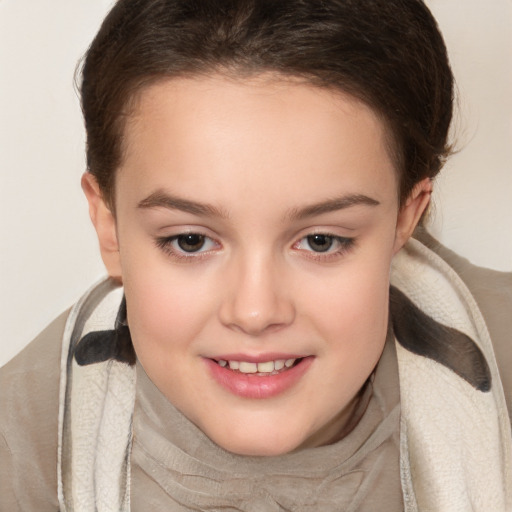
left=393, top=178, right=432, bottom=254
left=81, top=172, right=122, bottom=281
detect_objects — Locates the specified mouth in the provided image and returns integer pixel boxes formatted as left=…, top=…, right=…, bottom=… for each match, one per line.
left=205, top=355, right=313, bottom=399
left=212, top=357, right=303, bottom=376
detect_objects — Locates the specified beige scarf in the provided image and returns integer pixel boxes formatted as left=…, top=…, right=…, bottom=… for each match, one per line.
left=57, top=239, right=512, bottom=511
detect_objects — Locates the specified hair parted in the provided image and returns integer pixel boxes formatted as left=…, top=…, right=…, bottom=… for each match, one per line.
left=80, top=0, right=454, bottom=208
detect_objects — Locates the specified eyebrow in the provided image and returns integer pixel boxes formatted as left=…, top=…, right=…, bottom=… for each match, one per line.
left=137, top=190, right=228, bottom=218
left=137, top=190, right=379, bottom=220
left=286, top=194, right=380, bottom=220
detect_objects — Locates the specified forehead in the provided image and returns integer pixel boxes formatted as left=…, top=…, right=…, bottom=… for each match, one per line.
left=118, top=75, right=398, bottom=210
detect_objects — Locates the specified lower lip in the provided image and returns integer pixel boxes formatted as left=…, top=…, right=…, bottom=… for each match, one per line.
left=205, top=357, right=314, bottom=399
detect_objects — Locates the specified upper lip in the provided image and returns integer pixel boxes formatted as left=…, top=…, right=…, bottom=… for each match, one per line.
left=207, top=353, right=309, bottom=363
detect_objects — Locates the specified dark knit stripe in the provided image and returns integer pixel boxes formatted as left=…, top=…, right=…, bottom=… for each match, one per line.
left=390, top=286, right=491, bottom=392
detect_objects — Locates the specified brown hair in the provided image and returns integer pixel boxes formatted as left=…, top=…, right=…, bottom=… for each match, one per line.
left=80, top=0, right=454, bottom=208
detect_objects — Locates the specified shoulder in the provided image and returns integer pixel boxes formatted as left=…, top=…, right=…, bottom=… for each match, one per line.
left=414, top=227, right=512, bottom=419
left=0, top=310, right=68, bottom=511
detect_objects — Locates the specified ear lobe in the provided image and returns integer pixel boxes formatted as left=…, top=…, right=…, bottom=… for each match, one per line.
left=81, top=172, right=122, bottom=281
left=393, top=178, right=432, bottom=254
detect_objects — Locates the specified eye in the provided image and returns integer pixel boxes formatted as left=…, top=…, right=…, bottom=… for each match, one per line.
left=304, top=234, right=335, bottom=252
left=155, top=232, right=219, bottom=258
left=294, top=233, right=355, bottom=257
left=175, top=233, right=208, bottom=252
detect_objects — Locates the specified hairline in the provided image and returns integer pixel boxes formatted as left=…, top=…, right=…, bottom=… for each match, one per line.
left=101, top=68, right=404, bottom=212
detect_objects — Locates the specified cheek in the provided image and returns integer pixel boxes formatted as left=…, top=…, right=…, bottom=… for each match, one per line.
left=301, top=249, right=392, bottom=356
left=121, top=247, right=219, bottom=357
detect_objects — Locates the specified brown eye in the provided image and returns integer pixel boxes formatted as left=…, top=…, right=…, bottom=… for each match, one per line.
left=306, top=234, right=333, bottom=252
left=177, top=234, right=206, bottom=252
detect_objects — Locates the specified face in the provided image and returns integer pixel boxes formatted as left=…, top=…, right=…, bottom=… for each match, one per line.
left=84, top=75, right=430, bottom=456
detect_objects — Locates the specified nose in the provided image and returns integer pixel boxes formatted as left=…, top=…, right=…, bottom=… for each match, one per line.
left=218, top=253, right=295, bottom=336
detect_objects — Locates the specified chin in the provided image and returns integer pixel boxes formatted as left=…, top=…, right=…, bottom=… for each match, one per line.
left=208, top=424, right=304, bottom=457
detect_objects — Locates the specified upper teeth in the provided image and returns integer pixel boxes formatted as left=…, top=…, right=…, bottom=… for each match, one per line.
left=217, top=358, right=297, bottom=374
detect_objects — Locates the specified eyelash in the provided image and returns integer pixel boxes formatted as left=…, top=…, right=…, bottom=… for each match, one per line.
left=154, top=232, right=356, bottom=262
left=293, top=233, right=356, bottom=261
left=155, top=233, right=219, bottom=261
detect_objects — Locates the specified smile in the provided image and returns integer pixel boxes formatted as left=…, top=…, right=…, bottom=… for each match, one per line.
left=205, top=356, right=314, bottom=399
left=215, top=358, right=300, bottom=375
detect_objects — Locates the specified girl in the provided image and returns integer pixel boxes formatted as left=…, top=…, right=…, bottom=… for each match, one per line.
left=1, top=1, right=511, bottom=510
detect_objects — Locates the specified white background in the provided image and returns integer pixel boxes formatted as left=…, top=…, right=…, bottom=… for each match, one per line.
left=1, top=0, right=511, bottom=366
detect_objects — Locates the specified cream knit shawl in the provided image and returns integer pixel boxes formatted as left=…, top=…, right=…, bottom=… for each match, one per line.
left=57, top=239, right=512, bottom=511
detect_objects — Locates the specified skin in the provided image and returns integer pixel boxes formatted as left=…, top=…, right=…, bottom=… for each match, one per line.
left=83, top=75, right=431, bottom=456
